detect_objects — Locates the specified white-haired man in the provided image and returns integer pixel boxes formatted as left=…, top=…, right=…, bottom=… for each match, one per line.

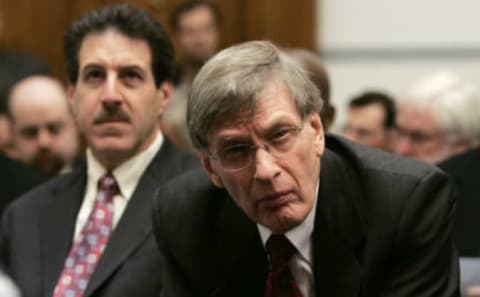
left=394, top=71, right=480, bottom=164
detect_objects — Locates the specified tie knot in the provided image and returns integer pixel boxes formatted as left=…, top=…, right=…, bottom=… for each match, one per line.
left=97, top=173, right=119, bottom=197
left=266, top=234, right=297, bottom=268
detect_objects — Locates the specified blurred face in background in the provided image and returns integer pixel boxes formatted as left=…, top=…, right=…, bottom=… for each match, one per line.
left=176, top=5, right=219, bottom=63
left=344, top=103, right=391, bottom=151
left=9, top=76, right=80, bottom=175
left=393, top=104, right=456, bottom=164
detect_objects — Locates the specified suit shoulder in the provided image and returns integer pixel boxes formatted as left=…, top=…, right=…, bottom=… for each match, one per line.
left=5, top=170, right=81, bottom=215
left=171, top=148, right=201, bottom=169
left=154, top=168, right=219, bottom=214
left=148, top=141, right=201, bottom=179
left=153, top=168, right=224, bottom=236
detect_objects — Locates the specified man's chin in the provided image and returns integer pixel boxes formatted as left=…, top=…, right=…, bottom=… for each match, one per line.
left=90, top=141, right=138, bottom=167
left=91, top=137, right=133, bottom=153
left=259, top=208, right=303, bottom=234
left=32, top=157, right=64, bottom=176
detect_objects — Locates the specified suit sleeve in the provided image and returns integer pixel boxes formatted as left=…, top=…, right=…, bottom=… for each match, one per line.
left=157, top=244, right=197, bottom=297
left=380, top=169, right=460, bottom=297
left=152, top=186, right=199, bottom=297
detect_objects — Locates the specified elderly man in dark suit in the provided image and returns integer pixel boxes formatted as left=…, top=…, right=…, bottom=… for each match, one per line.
left=0, top=4, right=199, bottom=297
left=153, top=41, right=459, bottom=297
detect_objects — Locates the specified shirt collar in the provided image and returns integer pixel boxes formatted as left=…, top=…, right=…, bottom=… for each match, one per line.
left=258, top=182, right=319, bottom=265
left=86, top=132, right=163, bottom=199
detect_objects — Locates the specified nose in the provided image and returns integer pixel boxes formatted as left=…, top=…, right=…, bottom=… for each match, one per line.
left=101, top=75, right=122, bottom=110
left=37, top=129, right=53, bottom=148
left=253, top=147, right=281, bottom=181
left=394, top=136, right=413, bottom=157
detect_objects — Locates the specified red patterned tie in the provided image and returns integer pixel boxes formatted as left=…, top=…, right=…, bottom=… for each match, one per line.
left=53, top=173, right=118, bottom=297
left=265, top=234, right=303, bottom=297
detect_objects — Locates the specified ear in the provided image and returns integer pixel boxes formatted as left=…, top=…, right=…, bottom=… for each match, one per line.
left=156, top=81, right=174, bottom=116
left=66, top=84, right=77, bottom=113
left=309, top=113, right=325, bottom=157
left=67, top=84, right=75, bottom=102
left=199, top=151, right=225, bottom=188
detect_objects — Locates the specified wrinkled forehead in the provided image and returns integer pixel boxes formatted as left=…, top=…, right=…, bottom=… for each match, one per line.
left=206, top=96, right=303, bottom=145
left=207, top=107, right=255, bottom=138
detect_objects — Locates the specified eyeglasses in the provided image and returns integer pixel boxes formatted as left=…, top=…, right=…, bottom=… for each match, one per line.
left=208, top=125, right=304, bottom=171
left=394, top=127, right=442, bottom=145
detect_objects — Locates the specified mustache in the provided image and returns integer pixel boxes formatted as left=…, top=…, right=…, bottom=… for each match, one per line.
left=93, top=108, right=131, bottom=125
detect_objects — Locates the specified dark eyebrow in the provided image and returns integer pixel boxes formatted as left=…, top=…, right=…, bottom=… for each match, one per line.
left=80, top=64, right=105, bottom=79
left=119, top=65, right=146, bottom=75
left=81, top=63, right=104, bottom=72
left=80, top=64, right=146, bottom=75
left=216, top=135, right=252, bottom=148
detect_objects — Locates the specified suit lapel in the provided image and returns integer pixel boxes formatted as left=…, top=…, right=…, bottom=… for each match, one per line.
left=84, top=141, right=179, bottom=296
left=214, top=196, right=268, bottom=297
left=312, top=149, right=365, bottom=297
left=41, top=167, right=86, bottom=297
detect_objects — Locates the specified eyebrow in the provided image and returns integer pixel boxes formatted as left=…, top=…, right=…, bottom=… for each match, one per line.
left=81, top=63, right=147, bottom=74
left=215, top=135, right=253, bottom=149
left=214, top=119, right=300, bottom=146
left=118, top=65, right=146, bottom=74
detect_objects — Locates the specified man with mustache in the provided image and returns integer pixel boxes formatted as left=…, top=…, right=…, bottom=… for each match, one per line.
left=153, top=41, right=459, bottom=297
left=0, top=4, right=199, bottom=297
left=8, top=75, right=80, bottom=176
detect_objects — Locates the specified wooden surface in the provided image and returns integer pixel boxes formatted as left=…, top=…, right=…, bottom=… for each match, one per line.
left=1, top=0, right=316, bottom=81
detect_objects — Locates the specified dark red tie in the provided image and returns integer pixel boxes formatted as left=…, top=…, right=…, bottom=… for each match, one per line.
left=265, top=234, right=303, bottom=297
left=53, top=173, right=118, bottom=297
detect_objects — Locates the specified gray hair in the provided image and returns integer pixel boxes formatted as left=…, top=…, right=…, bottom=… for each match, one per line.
left=403, top=71, right=480, bottom=145
left=187, top=40, right=323, bottom=150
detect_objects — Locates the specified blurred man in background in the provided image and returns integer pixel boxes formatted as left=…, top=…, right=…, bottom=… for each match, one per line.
left=344, top=91, right=396, bottom=151
left=0, top=13, right=50, bottom=158
left=286, top=48, right=336, bottom=130
left=394, top=71, right=480, bottom=164
left=161, top=0, right=221, bottom=148
left=8, top=75, right=80, bottom=176
left=170, top=0, right=220, bottom=83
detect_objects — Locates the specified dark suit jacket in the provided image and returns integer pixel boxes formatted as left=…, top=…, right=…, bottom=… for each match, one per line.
left=438, top=147, right=480, bottom=257
left=0, top=154, right=45, bottom=216
left=153, top=135, right=459, bottom=297
left=0, top=140, right=200, bottom=297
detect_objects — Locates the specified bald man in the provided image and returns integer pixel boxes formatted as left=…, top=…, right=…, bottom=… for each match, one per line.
left=8, top=76, right=80, bottom=176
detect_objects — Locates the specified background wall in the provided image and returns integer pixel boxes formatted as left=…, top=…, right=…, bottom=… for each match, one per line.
left=4, top=0, right=479, bottom=132
left=0, top=0, right=315, bottom=82
left=318, top=0, right=480, bottom=130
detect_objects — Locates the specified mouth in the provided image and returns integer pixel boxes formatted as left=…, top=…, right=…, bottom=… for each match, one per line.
left=257, top=190, right=294, bottom=209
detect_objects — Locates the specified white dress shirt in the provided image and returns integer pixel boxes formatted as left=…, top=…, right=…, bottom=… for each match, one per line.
left=258, top=184, right=319, bottom=297
left=73, top=133, right=163, bottom=242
